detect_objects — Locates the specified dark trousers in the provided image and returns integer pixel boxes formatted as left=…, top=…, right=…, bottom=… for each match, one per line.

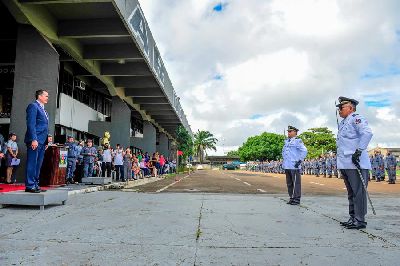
left=285, top=169, right=301, bottom=203
left=102, top=162, right=112, bottom=177
left=341, top=169, right=368, bottom=223
left=66, top=158, right=77, bottom=180
left=25, top=143, right=45, bottom=189
left=115, top=165, right=124, bottom=181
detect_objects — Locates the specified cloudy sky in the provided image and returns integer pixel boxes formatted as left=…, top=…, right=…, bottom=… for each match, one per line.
left=140, top=0, right=400, bottom=155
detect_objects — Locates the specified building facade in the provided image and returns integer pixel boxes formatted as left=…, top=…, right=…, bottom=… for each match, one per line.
left=0, top=0, right=191, bottom=180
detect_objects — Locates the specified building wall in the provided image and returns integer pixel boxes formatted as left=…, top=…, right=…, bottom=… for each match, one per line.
left=9, top=25, right=60, bottom=182
left=56, top=93, right=106, bottom=133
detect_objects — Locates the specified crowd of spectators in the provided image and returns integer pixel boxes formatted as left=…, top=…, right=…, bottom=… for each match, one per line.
left=66, top=137, right=177, bottom=183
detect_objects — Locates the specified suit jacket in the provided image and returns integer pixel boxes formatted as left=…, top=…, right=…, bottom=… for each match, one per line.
left=24, top=101, right=49, bottom=145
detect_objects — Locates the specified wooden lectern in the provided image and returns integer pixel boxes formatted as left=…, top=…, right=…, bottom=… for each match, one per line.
left=40, top=145, right=67, bottom=186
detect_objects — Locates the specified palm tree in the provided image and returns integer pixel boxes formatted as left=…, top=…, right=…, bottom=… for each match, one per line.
left=193, top=130, right=218, bottom=163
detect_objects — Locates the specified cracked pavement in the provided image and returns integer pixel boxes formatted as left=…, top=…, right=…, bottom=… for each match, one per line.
left=0, top=170, right=399, bottom=265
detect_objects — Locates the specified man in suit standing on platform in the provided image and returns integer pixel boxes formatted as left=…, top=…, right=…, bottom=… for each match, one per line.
left=24, top=90, right=49, bottom=193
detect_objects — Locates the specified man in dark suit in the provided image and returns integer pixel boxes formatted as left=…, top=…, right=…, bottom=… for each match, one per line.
left=24, top=90, right=49, bottom=193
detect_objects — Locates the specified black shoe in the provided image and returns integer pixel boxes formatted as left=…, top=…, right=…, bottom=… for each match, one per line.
left=289, top=201, right=300, bottom=205
left=340, top=218, right=353, bottom=226
left=286, top=200, right=293, bottom=204
left=345, top=223, right=366, bottom=229
left=25, top=188, right=40, bottom=193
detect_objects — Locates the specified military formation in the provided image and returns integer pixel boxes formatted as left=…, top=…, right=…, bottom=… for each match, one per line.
left=370, top=150, right=397, bottom=184
left=247, top=154, right=340, bottom=178
left=247, top=151, right=397, bottom=184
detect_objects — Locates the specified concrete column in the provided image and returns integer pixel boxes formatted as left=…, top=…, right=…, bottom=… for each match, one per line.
left=10, top=25, right=59, bottom=181
left=110, top=96, right=131, bottom=148
left=142, top=121, right=156, bottom=154
left=157, top=133, right=169, bottom=157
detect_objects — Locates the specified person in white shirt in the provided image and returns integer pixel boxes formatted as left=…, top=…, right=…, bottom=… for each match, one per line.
left=102, top=145, right=113, bottom=177
left=113, top=144, right=124, bottom=181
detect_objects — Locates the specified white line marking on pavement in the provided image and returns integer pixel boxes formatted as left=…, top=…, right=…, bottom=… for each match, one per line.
left=243, top=182, right=251, bottom=186
left=235, top=178, right=241, bottom=181
left=156, top=175, right=190, bottom=193
left=257, top=189, right=266, bottom=193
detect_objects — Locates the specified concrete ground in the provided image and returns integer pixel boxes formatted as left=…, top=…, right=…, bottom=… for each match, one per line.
left=0, top=170, right=399, bottom=265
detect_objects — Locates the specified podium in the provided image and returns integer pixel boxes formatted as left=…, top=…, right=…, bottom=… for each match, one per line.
left=40, top=145, right=67, bottom=186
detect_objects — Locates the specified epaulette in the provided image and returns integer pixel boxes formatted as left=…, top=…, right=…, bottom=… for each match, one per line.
left=352, top=113, right=359, bottom=117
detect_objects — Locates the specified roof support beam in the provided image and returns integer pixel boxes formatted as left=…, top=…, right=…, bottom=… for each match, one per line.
left=83, top=43, right=142, bottom=60
left=58, top=19, right=128, bottom=38
left=115, top=76, right=158, bottom=88
left=140, top=104, right=174, bottom=111
left=101, top=62, right=151, bottom=76
left=132, top=97, right=170, bottom=104
left=125, top=87, right=164, bottom=97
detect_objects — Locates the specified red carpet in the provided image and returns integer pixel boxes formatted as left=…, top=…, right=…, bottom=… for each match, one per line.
left=0, top=184, right=53, bottom=193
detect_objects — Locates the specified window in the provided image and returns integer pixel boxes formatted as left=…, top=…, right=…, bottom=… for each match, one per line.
left=58, top=68, right=112, bottom=117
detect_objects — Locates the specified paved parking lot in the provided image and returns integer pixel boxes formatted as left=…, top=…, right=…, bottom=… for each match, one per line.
left=1, top=170, right=399, bottom=265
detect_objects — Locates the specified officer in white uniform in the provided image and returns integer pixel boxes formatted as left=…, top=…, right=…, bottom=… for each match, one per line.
left=336, top=97, right=373, bottom=229
left=282, top=126, right=308, bottom=205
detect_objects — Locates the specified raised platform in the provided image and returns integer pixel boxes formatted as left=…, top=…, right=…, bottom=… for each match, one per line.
left=0, top=190, right=68, bottom=210
left=81, top=177, right=112, bottom=185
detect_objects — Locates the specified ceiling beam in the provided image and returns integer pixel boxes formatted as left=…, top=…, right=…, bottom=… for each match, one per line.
left=147, top=110, right=176, bottom=116
left=140, top=104, right=174, bottom=111
left=101, top=62, right=151, bottom=76
left=125, top=87, right=164, bottom=97
left=58, top=18, right=128, bottom=38
left=83, top=43, right=142, bottom=60
left=115, top=76, right=158, bottom=88
left=132, top=97, right=170, bottom=104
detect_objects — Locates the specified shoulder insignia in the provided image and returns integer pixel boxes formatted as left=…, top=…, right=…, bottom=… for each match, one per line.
left=352, top=113, right=358, bottom=117
left=355, top=118, right=361, bottom=124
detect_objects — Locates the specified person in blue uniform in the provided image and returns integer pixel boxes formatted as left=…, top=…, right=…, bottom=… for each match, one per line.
left=65, top=135, right=78, bottom=184
left=336, top=97, right=373, bottom=229
left=24, top=90, right=49, bottom=193
left=282, top=125, right=308, bottom=205
left=376, top=151, right=385, bottom=182
left=385, top=152, right=397, bottom=184
left=81, top=139, right=97, bottom=178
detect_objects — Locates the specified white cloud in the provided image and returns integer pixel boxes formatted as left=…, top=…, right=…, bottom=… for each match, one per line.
left=139, top=0, right=400, bottom=155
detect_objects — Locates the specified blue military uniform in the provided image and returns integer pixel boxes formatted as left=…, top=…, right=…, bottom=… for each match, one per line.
left=282, top=126, right=308, bottom=205
left=373, top=153, right=384, bottom=182
left=336, top=96, right=373, bottom=229
left=385, top=153, right=397, bottom=184
left=332, top=154, right=338, bottom=178
left=65, top=138, right=78, bottom=183
left=81, top=144, right=97, bottom=177
left=326, top=156, right=333, bottom=178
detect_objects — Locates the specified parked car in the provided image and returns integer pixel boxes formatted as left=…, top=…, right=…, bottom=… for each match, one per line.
left=222, top=163, right=238, bottom=170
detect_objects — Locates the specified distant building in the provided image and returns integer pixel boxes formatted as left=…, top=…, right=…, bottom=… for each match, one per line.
left=368, top=147, right=400, bottom=158
left=206, top=156, right=241, bottom=165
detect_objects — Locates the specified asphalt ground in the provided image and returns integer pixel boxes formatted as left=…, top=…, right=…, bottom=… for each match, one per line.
left=136, top=169, right=400, bottom=196
left=1, top=169, right=399, bottom=265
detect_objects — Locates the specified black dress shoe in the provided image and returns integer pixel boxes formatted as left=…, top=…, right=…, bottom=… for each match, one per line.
left=345, top=223, right=366, bottom=229
left=25, top=188, right=40, bottom=193
left=340, top=218, right=353, bottom=226
left=286, top=200, right=293, bottom=204
left=289, top=201, right=300, bottom=205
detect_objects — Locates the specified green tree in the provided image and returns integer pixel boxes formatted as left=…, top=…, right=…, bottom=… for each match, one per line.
left=175, top=126, right=193, bottom=165
left=226, top=150, right=239, bottom=157
left=193, top=130, right=218, bottom=163
left=238, top=132, right=285, bottom=161
left=298, top=127, right=336, bottom=158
